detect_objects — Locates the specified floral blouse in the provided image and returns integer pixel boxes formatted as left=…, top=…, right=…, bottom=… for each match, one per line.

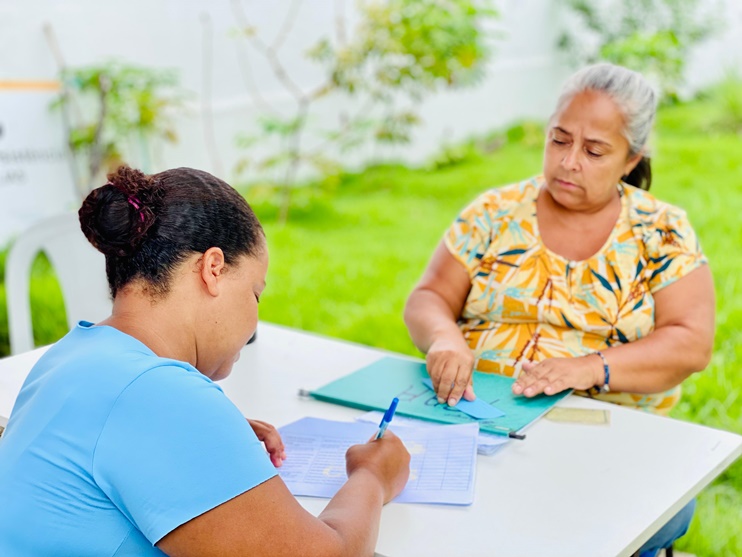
left=444, top=175, right=707, bottom=414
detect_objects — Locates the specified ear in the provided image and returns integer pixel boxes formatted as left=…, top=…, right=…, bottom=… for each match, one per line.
left=199, top=247, right=226, bottom=297
left=623, top=152, right=643, bottom=177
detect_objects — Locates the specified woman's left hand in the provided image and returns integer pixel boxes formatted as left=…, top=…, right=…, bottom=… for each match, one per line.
left=248, top=419, right=287, bottom=467
left=512, top=356, right=602, bottom=397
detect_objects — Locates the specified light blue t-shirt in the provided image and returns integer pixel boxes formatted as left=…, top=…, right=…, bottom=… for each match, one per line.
left=0, top=322, right=277, bottom=556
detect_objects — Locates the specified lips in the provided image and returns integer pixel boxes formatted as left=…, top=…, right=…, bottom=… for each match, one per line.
left=556, top=178, right=579, bottom=189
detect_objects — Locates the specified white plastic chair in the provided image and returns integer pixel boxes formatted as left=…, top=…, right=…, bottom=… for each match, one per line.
left=5, top=213, right=111, bottom=355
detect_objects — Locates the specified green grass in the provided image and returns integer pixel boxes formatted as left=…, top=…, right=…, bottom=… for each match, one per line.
left=0, top=253, right=68, bottom=355
left=1, top=96, right=740, bottom=555
left=649, top=101, right=742, bottom=556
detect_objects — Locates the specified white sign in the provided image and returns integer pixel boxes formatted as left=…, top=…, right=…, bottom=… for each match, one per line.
left=0, top=83, right=78, bottom=247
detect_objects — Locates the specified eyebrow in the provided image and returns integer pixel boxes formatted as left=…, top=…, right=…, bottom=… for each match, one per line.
left=552, top=126, right=612, bottom=147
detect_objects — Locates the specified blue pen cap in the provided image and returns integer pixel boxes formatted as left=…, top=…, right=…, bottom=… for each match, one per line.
left=384, top=397, right=399, bottom=422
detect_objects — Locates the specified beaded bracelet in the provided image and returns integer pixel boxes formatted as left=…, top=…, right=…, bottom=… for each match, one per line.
left=594, top=350, right=610, bottom=394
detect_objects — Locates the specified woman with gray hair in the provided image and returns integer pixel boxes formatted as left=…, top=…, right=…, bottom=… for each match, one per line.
left=405, top=63, right=713, bottom=556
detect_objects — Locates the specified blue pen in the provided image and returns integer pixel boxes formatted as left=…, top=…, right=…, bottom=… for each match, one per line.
left=375, top=397, right=399, bottom=440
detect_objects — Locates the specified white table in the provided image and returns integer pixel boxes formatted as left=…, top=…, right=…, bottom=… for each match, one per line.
left=2, top=324, right=741, bottom=557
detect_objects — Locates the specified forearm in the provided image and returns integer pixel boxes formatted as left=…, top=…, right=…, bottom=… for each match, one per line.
left=317, top=469, right=386, bottom=557
left=598, top=324, right=713, bottom=393
left=404, top=289, right=467, bottom=353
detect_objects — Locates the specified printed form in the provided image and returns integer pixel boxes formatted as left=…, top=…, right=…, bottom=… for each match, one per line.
left=356, top=410, right=509, bottom=455
left=278, top=417, right=479, bottom=505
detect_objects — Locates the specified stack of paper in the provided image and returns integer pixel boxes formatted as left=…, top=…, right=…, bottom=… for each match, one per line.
left=278, top=417, right=479, bottom=505
left=356, top=411, right=509, bottom=456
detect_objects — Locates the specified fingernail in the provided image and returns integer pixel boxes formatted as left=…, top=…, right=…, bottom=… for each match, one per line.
left=525, top=388, right=533, bottom=396
left=448, top=397, right=457, bottom=406
left=438, top=397, right=445, bottom=404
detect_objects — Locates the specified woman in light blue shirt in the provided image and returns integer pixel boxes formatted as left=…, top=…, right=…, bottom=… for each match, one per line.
left=0, top=165, right=410, bottom=557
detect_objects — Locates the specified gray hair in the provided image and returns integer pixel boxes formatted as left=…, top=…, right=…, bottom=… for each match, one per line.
left=553, top=63, right=658, bottom=156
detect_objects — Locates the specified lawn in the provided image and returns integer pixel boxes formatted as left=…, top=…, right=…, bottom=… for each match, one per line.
left=1, top=96, right=740, bottom=555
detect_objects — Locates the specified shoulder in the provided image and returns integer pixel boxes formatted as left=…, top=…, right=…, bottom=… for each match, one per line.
left=623, top=184, right=694, bottom=231
left=31, top=324, right=230, bottom=431
left=13, top=325, right=202, bottom=425
left=37, top=324, right=217, bottom=403
left=93, top=359, right=260, bottom=485
left=622, top=185, right=706, bottom=286
left=106, top=362, right=229, bottom=426
left=459, top=176, right=541, bottom=220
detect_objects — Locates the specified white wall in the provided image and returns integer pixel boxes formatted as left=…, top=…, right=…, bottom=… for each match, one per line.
left=0, top=0, right=739, bottom=245
left=684, top=1, right=742, bottom=93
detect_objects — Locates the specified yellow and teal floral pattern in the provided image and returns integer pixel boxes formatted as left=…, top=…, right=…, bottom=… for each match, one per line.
left=445, top=175, right=707, bottom=414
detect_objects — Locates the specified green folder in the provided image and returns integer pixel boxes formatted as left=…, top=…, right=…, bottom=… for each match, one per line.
left=310, top=356, right=570, bottom=437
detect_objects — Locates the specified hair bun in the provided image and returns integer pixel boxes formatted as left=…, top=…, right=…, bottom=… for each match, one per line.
left=78, top=165, right=160, bottom=257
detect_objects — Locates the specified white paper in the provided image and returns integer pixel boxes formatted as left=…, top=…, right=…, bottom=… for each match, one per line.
left=278, top=417, right=479, bottom=505
left=356, top=411, right=509, bottom=456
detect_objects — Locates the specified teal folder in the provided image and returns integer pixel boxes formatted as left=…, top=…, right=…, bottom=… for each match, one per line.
left=311, top=356, right=570, bottom=436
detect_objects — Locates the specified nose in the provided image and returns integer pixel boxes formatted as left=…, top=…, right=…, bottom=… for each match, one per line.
left=561, top=146, right=580, bottom=172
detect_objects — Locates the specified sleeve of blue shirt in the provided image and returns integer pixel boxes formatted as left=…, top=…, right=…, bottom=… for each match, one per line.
left=92, top=363, right=278, bottom=546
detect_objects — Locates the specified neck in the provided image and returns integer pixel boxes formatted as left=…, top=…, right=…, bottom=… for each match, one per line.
left=540, top=186, right=620, bottom=225
left=99, top=288, right=197, bottom=366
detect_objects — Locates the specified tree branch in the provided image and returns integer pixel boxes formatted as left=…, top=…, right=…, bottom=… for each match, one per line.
left=271, top=0, right=303, bottom=52
left=231, top=0, right=307, bottom=103
left=87, top=74, right=110, bottom=189
left=232, top=22, right=279, bottom=115
left=334, top=0, right=347, bottom=47
left=200, top=12, right=225, bottom=177
left=42, top=22, right=84, bottom=198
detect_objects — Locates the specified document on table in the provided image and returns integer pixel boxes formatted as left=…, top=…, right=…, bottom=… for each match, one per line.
left=278, top=417, right=479, bottom=505
left=310, top=356, right=570, bottom=436
left=356, top=410, right=509, bottom=456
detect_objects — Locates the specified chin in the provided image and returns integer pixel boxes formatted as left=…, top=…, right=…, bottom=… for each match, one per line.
left=210, top=365, right=234, bottom=382
left=548, top=183, right=585, bottom=207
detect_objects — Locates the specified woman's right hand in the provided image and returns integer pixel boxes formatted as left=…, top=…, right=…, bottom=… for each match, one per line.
left=426, top=335, right=476, bottom=406
left=345, top=431, right=410, bottom=504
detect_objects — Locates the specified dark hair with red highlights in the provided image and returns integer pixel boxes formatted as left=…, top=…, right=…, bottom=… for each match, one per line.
left=79, top=165, right=264, bottom=298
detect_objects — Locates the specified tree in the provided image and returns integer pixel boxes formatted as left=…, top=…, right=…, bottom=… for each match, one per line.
left=52, top=61, right=182, bottom=198
left=231, top=0, right=499, bottom=223
left=558, top=0, right=719, bottom=100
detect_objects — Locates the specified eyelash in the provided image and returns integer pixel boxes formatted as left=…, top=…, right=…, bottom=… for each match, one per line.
left=551, top=138, right=602, bottom=158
